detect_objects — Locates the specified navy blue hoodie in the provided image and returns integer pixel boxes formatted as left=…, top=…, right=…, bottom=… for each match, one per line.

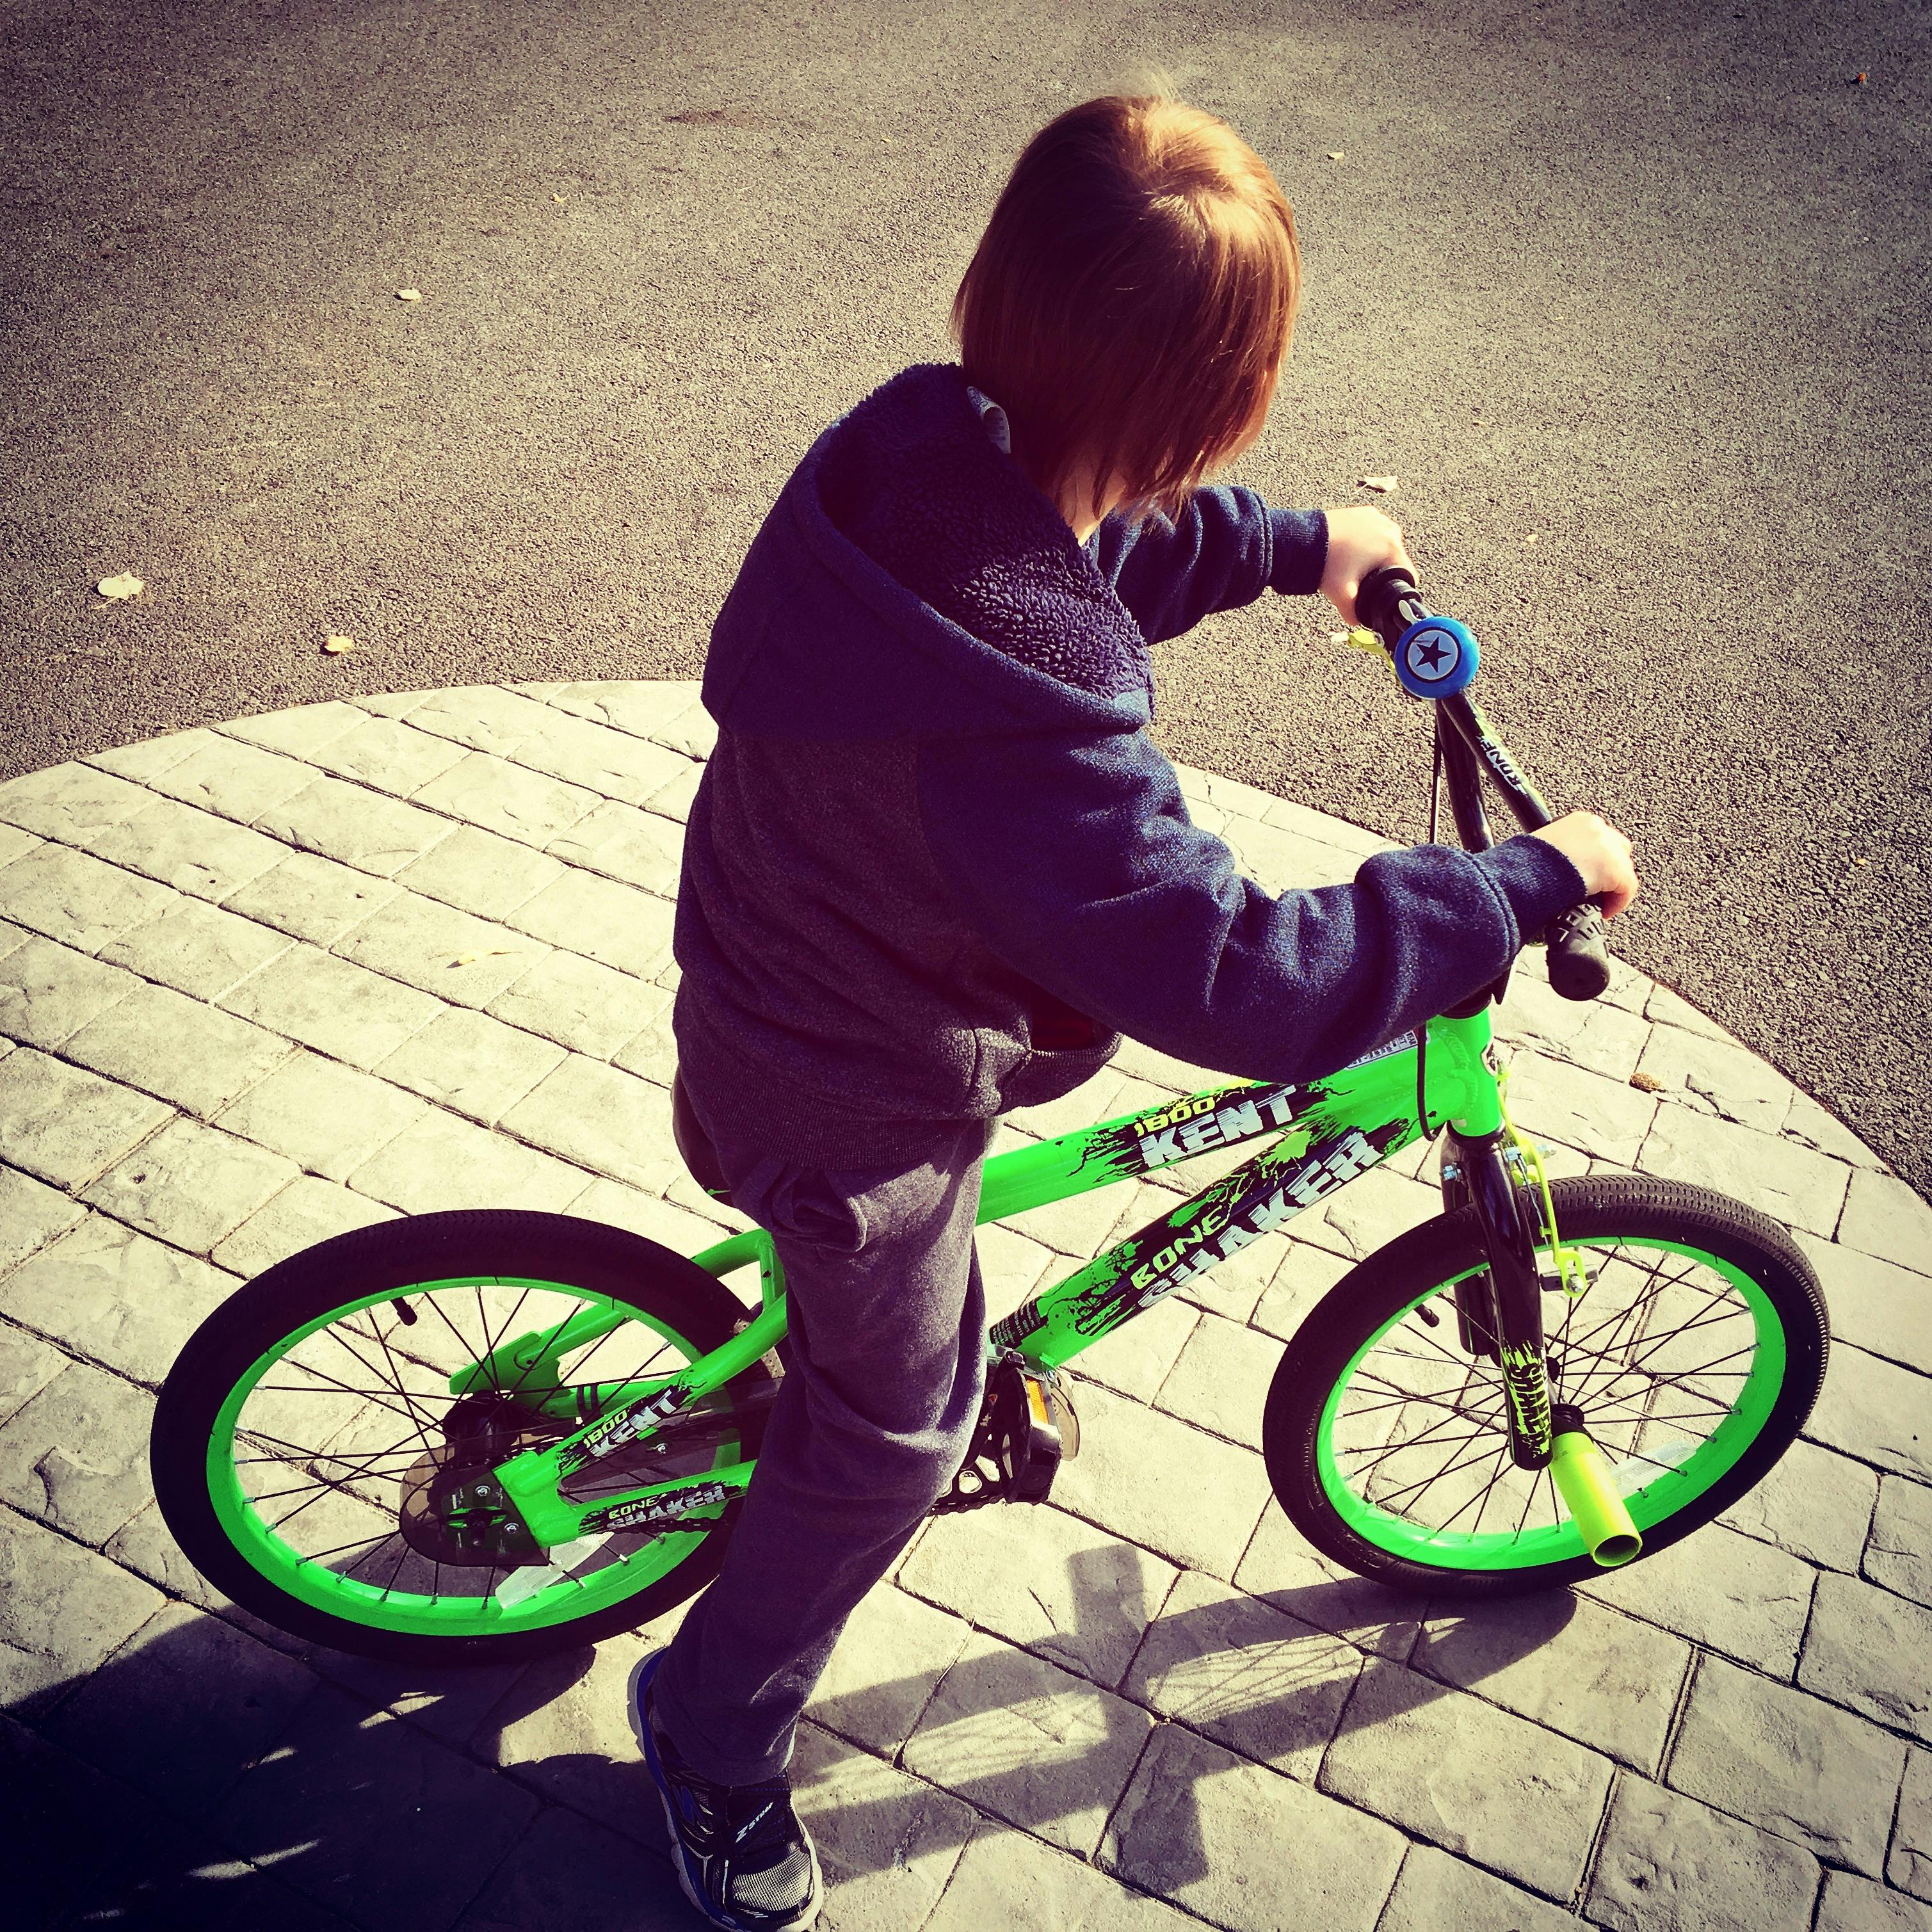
left=672, top=361, right=1586, bottom=1165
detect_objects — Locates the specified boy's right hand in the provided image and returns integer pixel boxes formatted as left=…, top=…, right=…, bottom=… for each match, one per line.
left=1319, top=505, right=1417, bottom=625
left=1529, top=811, right=1640, bottom=919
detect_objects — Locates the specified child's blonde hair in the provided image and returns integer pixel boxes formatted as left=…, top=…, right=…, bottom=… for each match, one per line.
left=950, top=71, right=1301, bottom=532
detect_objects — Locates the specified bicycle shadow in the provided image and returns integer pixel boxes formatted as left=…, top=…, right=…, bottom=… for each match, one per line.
left=6, top=1538, right=1574, bottom=1930
left=784, top=1541, right=1581, bottom=1892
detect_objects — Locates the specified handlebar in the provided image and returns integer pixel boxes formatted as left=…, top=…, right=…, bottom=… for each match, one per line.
left=1355, top=565, right=1612, bottom=1002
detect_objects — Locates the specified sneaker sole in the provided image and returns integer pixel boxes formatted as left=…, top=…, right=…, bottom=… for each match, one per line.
left=626, top=1650, right=825, bottom=1932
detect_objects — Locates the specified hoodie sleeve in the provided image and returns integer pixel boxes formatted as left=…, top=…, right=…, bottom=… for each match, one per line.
left=917, top=725, right=1588, bottom=1084
left=1096, top=487, right=1328, bottom=646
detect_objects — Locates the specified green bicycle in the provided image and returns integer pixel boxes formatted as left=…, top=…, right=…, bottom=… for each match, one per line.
left=149, top=566, right=1829, bottom=1664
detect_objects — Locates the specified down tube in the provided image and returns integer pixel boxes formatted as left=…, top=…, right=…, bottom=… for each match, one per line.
left=992, top=1034, right=1433, bottom=1371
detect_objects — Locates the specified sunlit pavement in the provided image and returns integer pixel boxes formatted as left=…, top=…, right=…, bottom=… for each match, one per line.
left=2, top=682, right=1928, bottom=1929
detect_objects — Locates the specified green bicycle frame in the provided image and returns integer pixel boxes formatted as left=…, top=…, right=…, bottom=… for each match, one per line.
left=476, top=564, right=1602, bottom=1553
left=486, top=1002, right=1539, bottom=1550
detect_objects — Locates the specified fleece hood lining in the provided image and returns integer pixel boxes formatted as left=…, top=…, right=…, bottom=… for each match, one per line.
left=812, top=362, right=1155, bottom=705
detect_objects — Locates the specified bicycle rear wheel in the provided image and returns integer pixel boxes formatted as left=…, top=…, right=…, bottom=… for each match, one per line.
left=150, top=1209, right=773, bottom=1664
left=1260, top=1175, right=1828, bottom=1598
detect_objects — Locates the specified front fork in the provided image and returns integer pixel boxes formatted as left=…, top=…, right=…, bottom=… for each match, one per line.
left=1440, top=1129, right=1555, bottom=1470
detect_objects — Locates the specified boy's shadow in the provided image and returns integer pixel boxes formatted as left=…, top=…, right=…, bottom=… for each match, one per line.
left=8, top=1544, right=1572, bottom=1931
left=10, top=1618, right=689, bottom=1931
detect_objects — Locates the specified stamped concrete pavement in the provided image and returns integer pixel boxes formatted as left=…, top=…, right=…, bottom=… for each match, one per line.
left=1, top=681, right=1929, bottom=1931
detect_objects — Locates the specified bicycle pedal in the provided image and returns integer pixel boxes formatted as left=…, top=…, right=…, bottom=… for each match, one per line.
left=934, top=1355, right=1079, bottom=1513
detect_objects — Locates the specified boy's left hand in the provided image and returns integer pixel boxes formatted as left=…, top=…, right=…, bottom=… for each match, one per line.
left=1319, top=506, right=1417, bottom=625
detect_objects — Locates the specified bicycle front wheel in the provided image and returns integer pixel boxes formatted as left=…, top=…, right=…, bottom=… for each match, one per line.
left=150, top=1209, right=773, bottom=1664
left=1260, top=1175, right=1828, bottom=1598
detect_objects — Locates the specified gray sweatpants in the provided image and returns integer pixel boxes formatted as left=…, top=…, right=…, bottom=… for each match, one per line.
left=648, top=1085, right=994, bottom=1785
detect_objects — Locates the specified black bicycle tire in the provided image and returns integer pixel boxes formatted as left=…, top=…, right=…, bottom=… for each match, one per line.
left=1260, top=1175, right=1829, bottom=1599
left=150, top=1208, right=771, bottom=1664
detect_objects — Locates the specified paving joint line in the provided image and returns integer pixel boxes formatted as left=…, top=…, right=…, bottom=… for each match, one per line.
left=1574, top=1760, right=1629, bottom=1917
left=0, top=816, right=685, bottom=1019
left=0, top=1039, right=741, bottom=1271
left=72, top=714, right=696, bottom=919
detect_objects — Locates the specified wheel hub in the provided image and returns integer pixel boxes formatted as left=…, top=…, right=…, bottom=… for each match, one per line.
left=396, top=1395, right=560, bottom=1568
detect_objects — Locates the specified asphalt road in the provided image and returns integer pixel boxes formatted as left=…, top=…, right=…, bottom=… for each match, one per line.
left=3, top=0, right=1927, bottom=1197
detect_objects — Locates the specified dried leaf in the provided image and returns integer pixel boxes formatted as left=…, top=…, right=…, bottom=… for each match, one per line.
left=396, top=287, right=423, bottom=302
left=322, top=634, right=356, bottom=655
left=1629, top=1071, right=1666, bottom=1093
left=1358, top=475, right=1397, bottom=492
left=553, top=193, right=567, bottom=203
left=96, top=572, right=143, bottom=600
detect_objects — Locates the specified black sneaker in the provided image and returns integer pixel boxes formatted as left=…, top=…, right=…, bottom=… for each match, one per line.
left=628, top=1650, right=824, bottom=1932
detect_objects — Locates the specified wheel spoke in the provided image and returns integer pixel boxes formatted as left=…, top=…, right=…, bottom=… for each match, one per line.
left=1337, top=1426, right=1497, bottom=1469
left=261, top=1360, right=426, bottom=1437
left=254, top=1379, right=419, bottom=1404
left=268, top=1476, right=367, bottom=1536
left=421, top=1289, right=488, bottom=1384
left=1616, top=1319, right=1754, bottom=1385
left=1567, top=1337, right=1752, bottom=1418
left=1561, top=1279, right=1657, bottom=1380
left=1431, top=1437, right=1516, bottom=1536
left=1346, top=1372, right=1499, bottom=1457
left=294, top=1527, right=403, bottom=1568
left=1343, top=1369, right=1501, bottom=1431
left=485, top=1280, right=538, bottom=1380
left=474, top=1282, right=501, bottom=1380
left=252, top=1433, right=426, bottom=1511
left=1510, top=1459, right=1543, bottom=1541
left=1641, top=1403, right=1739, bottom=1424
left=1612, top=1439, right=1707, bottom=1479
left=1339, top=1385, right=1501, bottom=1428
left=1371, top=1434, right=1515, bottom=1515
left=364, top=1318, right=443, bottom=1464
left=499, top=1298, right=590, bottom=1405
left=375, top=1538, right=413, bottom=1601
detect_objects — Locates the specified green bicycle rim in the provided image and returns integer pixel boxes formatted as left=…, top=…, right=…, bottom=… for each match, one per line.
left=205, top=1276, right=734, bottom=1636
left=1315, top=1237, right=1788, bottom=1570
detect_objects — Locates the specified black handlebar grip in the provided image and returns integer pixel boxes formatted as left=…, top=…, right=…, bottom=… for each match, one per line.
left=1356, top=563, right=1422, bottom=648
left=1546, top=898, right=1613, bottom=1001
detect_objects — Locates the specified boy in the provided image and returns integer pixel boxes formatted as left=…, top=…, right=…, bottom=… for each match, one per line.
left=631, top=83, right=1638, bottom=1932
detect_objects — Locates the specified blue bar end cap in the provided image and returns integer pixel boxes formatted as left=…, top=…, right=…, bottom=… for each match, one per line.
left=1392, top=615, right=1479, bottom=698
